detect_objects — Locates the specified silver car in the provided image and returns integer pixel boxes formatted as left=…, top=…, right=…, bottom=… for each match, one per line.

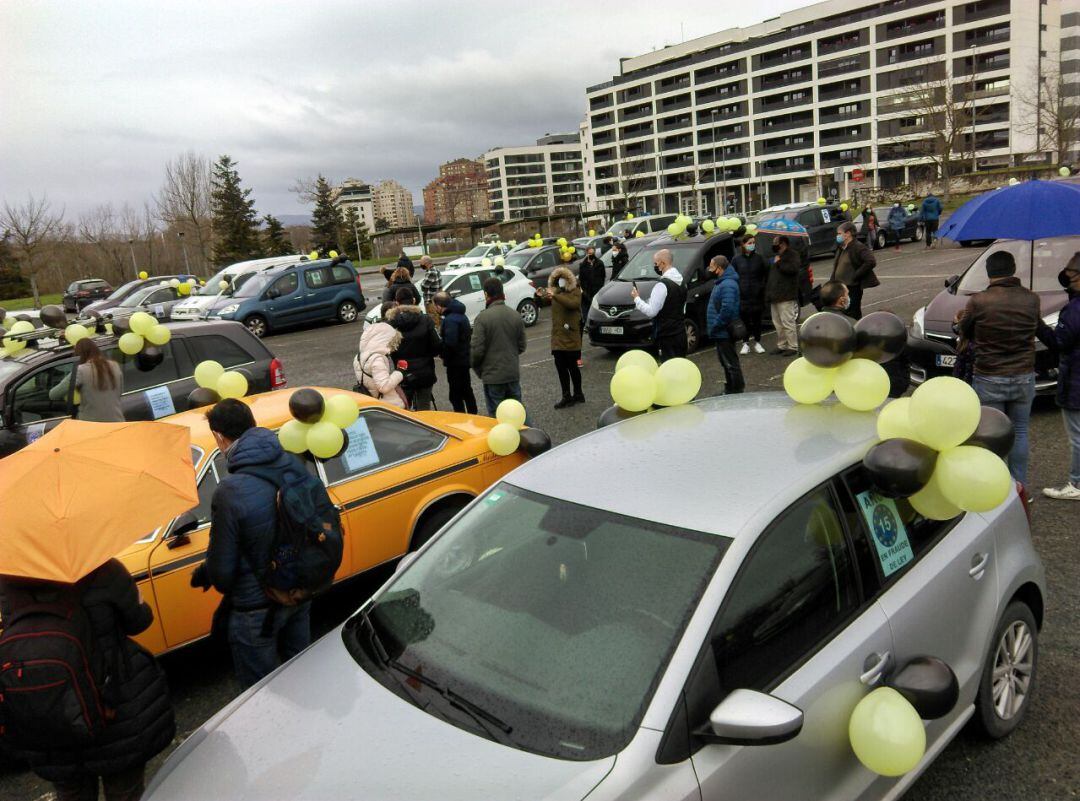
left=144, top=395, right=1044, bottom=801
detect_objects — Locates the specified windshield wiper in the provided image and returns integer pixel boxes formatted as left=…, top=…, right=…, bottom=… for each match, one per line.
left=388, top=659, right=513, bottom=736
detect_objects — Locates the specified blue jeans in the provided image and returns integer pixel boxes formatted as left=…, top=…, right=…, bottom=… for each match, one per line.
left=483, top=381, right=524, bottom=418
left=1064, top=408, right=1080, bottom=485
left=973, top=373, right=1036, bottom=483
left=228, top=602, right=311, bottom=689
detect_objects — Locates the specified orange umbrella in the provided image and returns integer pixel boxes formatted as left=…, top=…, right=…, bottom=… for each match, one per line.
left=0, top=420, right=198, bottom=583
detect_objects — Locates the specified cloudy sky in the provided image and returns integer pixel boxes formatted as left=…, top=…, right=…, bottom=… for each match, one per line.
left=1, top=0, right=809, bottom=220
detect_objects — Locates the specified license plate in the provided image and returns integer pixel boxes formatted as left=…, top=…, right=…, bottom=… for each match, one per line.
left=600, top=326, right=623, bottom=335
left=935, top=354, right=957, bottom=367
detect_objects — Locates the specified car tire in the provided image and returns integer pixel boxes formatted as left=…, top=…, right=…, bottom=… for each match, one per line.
left=875, top=230, right=887, bottom=250
left=973, top=600, right=1038, bottom=740
left=410, top=503, right=465, bottom=552
left=913, top=224, right=924, bottom=243
left=685, top=318, right=700, bottom=352
left=244, top=314, right=268, bottom=338
left=337, top=300, right=359, bottom=324
left=517, top=299, right=539, bottom=327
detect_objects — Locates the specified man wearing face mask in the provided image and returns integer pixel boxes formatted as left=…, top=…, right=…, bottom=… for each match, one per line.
left=830, top=221, right=879, bottom=319
left=630, top=248, right=688, bottom=361
left=577, top=246, right=606, bottom=330
left=765, top=235, right=801, bottom=356
left=706, top=255, right=745, bottom=393
left=1045, top=255, right=1080, bottom=500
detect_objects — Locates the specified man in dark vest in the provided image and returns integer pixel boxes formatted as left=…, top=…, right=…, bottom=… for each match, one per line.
left=631, top=248, right=687, bottom=361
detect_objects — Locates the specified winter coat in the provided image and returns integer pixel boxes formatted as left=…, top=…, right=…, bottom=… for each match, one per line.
left=731, top=250, right=767, bottom=311
left=0, top=560, right=175, bottom=782
left=548, top=267, right=582, bottom=351
left=920, top=195, right=942, bottom=221
left=578, top=255, right=606, bottom=296
left=470, top=299, right=527, bottom=384
left=397, top=255, right=415, bottom=275
left=887, top=205, right=906, bottom=231
left=382, top=277, right=420, bottom=306
left=765, top=247, right=801, bottom=303
left=387, top=304, right=441, bottom=390
left=831, top=239, right=880, bottom=289
left=610, top=248, right=629, bottom=277
left=1056, top=290, right=1080, bottom=409
left=354, top=322, right=406, bottom=407
left=439, top=298, right=472, bottom=368
left=206, top=427, right=309, bottom=610
left=958, top=277, right=1055, bottom=377
left=707, top=266, right=741, bottom=340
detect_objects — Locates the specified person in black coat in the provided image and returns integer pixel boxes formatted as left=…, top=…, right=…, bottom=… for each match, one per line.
left=610, top=241, right=629, bottom=277
left=396, top=251, right=415, bottom=276
left=731, top=234, right=768, bottom=354
left=387, top=302, right=442, bottom=410
left=0, top=560, right=175, bottom=801
left=433, top=292, right=477, bottom=414
left=382, top=267, right=420, bottom=305
left=577, top=246, right=606, bottom=328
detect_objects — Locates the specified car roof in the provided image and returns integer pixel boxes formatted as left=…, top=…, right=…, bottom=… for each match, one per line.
left=262, top=257, right=340, bottom=276
left=504, top=394, right=878, bottom=539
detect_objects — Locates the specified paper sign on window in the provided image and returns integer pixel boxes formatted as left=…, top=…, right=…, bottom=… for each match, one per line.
left=468, top=274, right=482, bottom=291
left=25, top=422, right=46, bottom=445
left=144, top=385, right=176, bottom=419
left=342, top=416, right=380, bottom=473
left=856, top=489, right=913, bottom=577
left=821, top=209, right=831, bottom=224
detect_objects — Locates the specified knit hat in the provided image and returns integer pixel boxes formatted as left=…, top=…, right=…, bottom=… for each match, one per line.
left=986, top=251, right=1016, bottom=279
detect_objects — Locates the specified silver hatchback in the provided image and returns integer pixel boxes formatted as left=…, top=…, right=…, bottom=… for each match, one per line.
left=144, top=395, right=1045, bottom=801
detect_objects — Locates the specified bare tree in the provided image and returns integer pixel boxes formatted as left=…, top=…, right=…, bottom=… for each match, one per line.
left=611, top=156, right=652, bottom=214
left=156, top=151, right=212, bottom=270
left=1015, top=58, right=1080, bottom=164
left=289, top=176, right=336, bottom=206
left=79, top=204, right=129, bottom=283
left=1, top=193, right=65, bottom=307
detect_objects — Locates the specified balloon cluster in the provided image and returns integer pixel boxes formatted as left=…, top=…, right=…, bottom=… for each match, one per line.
left=115, top=311, right=173, bottom=357
left=481, top=257, right=493, bottom=267
left=783, top=311, right=906, bottom=411
left=556, top=238, right=576, bottom=262
left=187, top=360, right=251, bottom=408
left=600, top=350, right=702, bottom=425
left=278, top=388, right=360, bottom=459
left=527, top=233, right=544, bottom=248
left=0, top=318, right=35, bottom=357
left=488, top=399, right=526, bottom=455
left=158, top=277, right=198, bottom=297
left=864, top=377, right=1014, bottom=517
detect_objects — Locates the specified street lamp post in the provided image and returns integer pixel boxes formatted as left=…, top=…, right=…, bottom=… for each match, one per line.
left=177, top=232, right=191, bottom=273
left=711, top=109, right=720, bottom=217
left=352, top=217, right=363, bottom=270
left=127, top=239, right=138, bottom=278
left=970, top=44, right=978, bottom=174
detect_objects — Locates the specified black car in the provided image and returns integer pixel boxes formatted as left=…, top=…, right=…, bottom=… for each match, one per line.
left=857, top=206, right=924, bottom=249
left=0, top=320, right=283, bottom=456
left=504, top=245, right=580, bottom=295
left=81, top=274, right=199, bottom=317
left=753, top=203, right=851, bottom=258
left=586, top=230, right=737, bottom=352
left=572, top=235, right=613, bottom=256
left=62, top=278, right=113, bottom=312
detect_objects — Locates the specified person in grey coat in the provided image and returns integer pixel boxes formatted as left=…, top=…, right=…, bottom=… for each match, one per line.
left=49, top=338, right=124, bottom=422
left=470, top=277, right=528, bottom=417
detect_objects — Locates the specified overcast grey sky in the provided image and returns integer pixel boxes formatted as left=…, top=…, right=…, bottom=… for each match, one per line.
left=1, top=0, right=809, bottom=219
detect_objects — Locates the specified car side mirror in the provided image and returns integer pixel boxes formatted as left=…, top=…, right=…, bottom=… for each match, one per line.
left=167, top=511, right=200, bottom=549
left=700, top=689, right=804, bottom=746
left=886, top=656, right=959, bottom=721
left=944, top=274, right=960, bottom=292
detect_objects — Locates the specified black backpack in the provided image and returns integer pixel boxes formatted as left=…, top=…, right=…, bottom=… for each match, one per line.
left=0, top=591, right=108, bottom=750
left=239, top=465, right=344, bottom=606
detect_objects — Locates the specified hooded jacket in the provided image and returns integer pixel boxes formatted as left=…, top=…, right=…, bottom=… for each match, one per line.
left=1057, top=288, right=1080, bottom=409
left=387, top=304, right=441, bottom=390
left=548, top=267, right=582, bottom=351
left=920, top=195, right=942, bottom=221
left=887, top=205, right=907, bottom=231
left=439, top=298, right=472, bottom=368
left=707, top=265, right=741, bottom=340
left=354, top=321, right=406, bottom=407
left=731, top=249, right=767, bottom=309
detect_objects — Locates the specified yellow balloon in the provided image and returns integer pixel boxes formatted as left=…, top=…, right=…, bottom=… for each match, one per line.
left=329, top=250, right=339, bottom=259
left=118, top=332, right=144, bottom=355
left=216, top=370, right=248, bottom=399
left=64, top=323, right=90, bottom=345
left=840, top=203, right=849, bottom=212
left=817, top=197, right=827, bottom=205
left=194, top=360, right=224, bottom=389
left=322, top=394, right=359, bottom=429
left=308, top=250, right=319, bottom=260
left=935, top=445, right=1012, bottom=512
left=616, top=349, right=658, bottom=375
left=495, top=399, right=527, bottom=428
left=145, top=324, right=172, bottom=346
left=610, top=365, right=657, bottom=412
left=138, top=271, right=148, bottom=280
left=849, top=687, right=926, bottom=777
left=168, top=278, right=181, bottom=288
left=833, top=358, right=890, bottom=411
left=487, top=422, right=521, bottom=456
left=654, top=357, right=702, bottom=406
left=588, top=229, right=596, bottom=237
left=783, top=357, right=837, bottom=405
left=219, top=280, right=229, bottom=290
left=178, top=282, right=191, bottom=296
left=278, top=419, right=311, bottom=454
left=635, top=230, right=644, bottom=238
left=8, top=320, right=33, bottom=335
left=876, top=398, right=920, bottom=442
left=307, top=421, right=344, bottom=459
left=909, top=469, right=962, bottom=520
left=909, top=376, right=981, bottom=450
left=73, top=389, right=81, bottom=405
left=128, top=311, right=156, bottom=336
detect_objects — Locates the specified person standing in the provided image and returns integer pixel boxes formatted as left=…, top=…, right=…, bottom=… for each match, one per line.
left=732, top=234, right=767, bottom=354
left=831, top=221, right=879, bottom=319
left=542, top=266, right=585, bottom=408
left=471, top=276, right=527, bottom=416
left=397, top=250, right=415, bottom=276
left=765, top=235, right=800, bottom=356
left=382, top=267, right=420, bottom=305
left=631, top=248, right=687, bottom=362
left=920, top=192, right=942, bottom=248
left=419, top=255, right=442, bottom=328
left=0, top=560, right=175, bottom=801
left=958, top=251, right=1057, bottom=483
left=49, top=338, right=124, bottom=422
left=433, top=291, right=477, bottom=414
left=354, top=304, right=407, bottom=408
left=1045, top=256, right=1080, bottom=500
left=887, top=202, right=906, bottom=252
left=610, top=241, right=629, bottom=278
left=577, top=246, right=606, bottom=329
left=706, top=255, right=745, bottom=394
left=387, top=298, right=441, bottom=411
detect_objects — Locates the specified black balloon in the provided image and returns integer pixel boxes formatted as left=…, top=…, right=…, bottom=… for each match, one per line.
left=14, top=314, right=33, bottom=324
left=187, top=387, right=220, bottom=409
left=799, top=311, right=857, bottom=368
left=135, top=345, right=164, bottom=372
left=111, top=315, right=131, bottom=334
left=39, top=304, right=67, bottom=329
left=518, top=427, right=552, bottom=456
left=597, top=404, right=647, bottom=429
left=854, top=311, right=907, bottom=363
left=289, top=388, right=325, bottom=423
left=963, top=406, right=1015, bottom=459
left=863, top=438, right=937, bottom=498
left=887, top=656, right=959, bottom=721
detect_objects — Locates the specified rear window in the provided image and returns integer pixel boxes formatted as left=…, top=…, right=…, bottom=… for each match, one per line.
left=185, top=334, right=257, bottom=368
left=331, top=265, right=355, bottom=284
left=304, top=267, right=330, bottom=289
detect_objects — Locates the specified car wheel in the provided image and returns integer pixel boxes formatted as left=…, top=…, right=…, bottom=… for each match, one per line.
left=517, top=299, right=539, bottom=327
left=913, top=224, right=924, bottom=243
left=244, top=314, right=268, bottom=338
left=685, top=318, right=700, bottom=352
left=876, top=230, right=887, bottom=250
left=410, top=503, right=465, bottom=552
left=973, top=601, right=1038, bottom=739
left=337, top=300, right=359, bottom=323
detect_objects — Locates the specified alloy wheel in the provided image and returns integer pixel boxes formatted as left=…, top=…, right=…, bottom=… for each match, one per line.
left=338, top=301, right=358, bottom=323
left=245, top=316, right=267, bottom=338
left=519, top=300, right=538, bottom=326
left=991, top=620, right=1034, bottom=721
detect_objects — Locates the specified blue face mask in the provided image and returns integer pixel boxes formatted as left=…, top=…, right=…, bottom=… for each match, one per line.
left=836, top=234, right=845, bottom=244
left=745, top=243, right=755, bottom=252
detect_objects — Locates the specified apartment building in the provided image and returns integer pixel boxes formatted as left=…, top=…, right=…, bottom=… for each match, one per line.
left=332, top=178, right=376, bottom=232
left=483, top=133, right=587, bottom=222
left=583, top=0, right=1062, bottom=215
left=1063, top=0, right=1080, bottom=158
left=422, top=158, right=489, bottom=224
left=372, top=179, right=417, bottom=230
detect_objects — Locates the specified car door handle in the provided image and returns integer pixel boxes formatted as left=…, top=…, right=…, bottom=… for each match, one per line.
left=969, top=552, right=990, bottom=580
left=859, top=651, right=891, bottom=685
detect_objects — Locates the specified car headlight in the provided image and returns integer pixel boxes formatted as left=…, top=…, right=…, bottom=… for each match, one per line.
left=590, top=293, right=600, bottom=311
left=911, top=306, right=925, bottom=339
left=218, top=303, right=240, bottom=316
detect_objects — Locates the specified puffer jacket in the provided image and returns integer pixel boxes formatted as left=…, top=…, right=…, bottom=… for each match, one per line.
left=707, top=265, right=741, bottom=340
left=387, top=304, right=441, bottom=390
left=439, top=298, right=472, bottom=368
left=1057, top=290, right=1080, bottom=409
left=731, top=250, right=767, bottom=311
left=548, top=267, right=582, bottom=351
left=382, top=277, right=420, bottom=306
left=354, top=322, right=406, bottom=407
left=0, top=560, right=175, bottom=782
left=887, top=205, right=906, bottom=231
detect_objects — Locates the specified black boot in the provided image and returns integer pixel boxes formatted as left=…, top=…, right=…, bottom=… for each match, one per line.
left=554, top=395, right=574, bottom=409
left=572, top=391, right=586, bottom=404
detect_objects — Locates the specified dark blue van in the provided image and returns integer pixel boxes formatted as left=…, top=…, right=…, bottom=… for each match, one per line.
left=205, top=258, right=366, bottom=337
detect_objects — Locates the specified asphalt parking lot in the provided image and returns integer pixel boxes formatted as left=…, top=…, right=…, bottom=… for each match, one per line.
left=3, top=240, right=1078, bottom=799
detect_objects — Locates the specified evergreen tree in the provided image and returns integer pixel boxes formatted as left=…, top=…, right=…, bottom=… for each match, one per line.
left=339, top=205, right=373, bottom=262
left=210, top=155, right=262, bottom=265
left=262, top=214, right=292, bottom=256
left=0, top=230, right=30, bottom=301
left=309, top=175, right=340, bottom=256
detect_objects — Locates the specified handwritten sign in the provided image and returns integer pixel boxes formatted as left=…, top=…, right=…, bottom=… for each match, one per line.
left=25, top=422, right=46, bottom=445
left=856, top=489, right=913, bottom=578
left=342, top=416, right=380, bottom=473
left=144, top=386, right=176, bottom=419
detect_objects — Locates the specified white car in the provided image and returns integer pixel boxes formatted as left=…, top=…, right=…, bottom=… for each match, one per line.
left=171, top=255, right=306, bottom=321
left=364, top=265, right=539, bottom=328
left=446, top=243, right=511, bottom=270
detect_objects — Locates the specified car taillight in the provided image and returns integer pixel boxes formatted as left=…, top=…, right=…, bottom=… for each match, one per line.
left=528, top=280, right=536, bottom=289
left=1017, top=481, right=1032, bottom=524
left=807, top=267, right=814, bottom=284
left=270, top=357, right=286, bottom=389
left=356, top=274, right=364, bottom=293
left=77, top=290, right=89, bottom=297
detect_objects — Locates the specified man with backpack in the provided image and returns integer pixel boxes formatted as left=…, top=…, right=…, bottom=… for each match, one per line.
left=191, top=399, right=342, bottom=688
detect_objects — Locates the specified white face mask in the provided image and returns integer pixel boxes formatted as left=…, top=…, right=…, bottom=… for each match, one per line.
left=558, top=278, right=567, bottom=289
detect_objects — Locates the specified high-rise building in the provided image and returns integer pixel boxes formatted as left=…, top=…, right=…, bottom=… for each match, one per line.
left=483, top=133, right=587, bottom=222
left=583, top=0, right=1066, bottom=215
left=1062, top=0, right=1080, bottom=161
left=332, top=178, right=375, bottom=231
left=422, top=158, right=489, bottom=224
left=372, top=179, right=417, bottom=230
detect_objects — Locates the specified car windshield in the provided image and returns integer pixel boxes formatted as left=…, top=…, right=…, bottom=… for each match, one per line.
left=232, top=273, right=276, bottom=298
left=107, top=280, right=141, bottom=299
left=202, top=268, right=234, bottom=295
left=756, top=210, right=800, bottom=222
left=118, top=285, right=160, bottom=307
left=503, top=252, right=533, bottom=269
left=958, top=236, right=1080, bottom=294
left=343, top=483, right=727, bottom=761
left=606, top=220, right=638, bottom=238
left=616, top=245, right=702, bottom=282
left=463, top=246, right=490, bottom=258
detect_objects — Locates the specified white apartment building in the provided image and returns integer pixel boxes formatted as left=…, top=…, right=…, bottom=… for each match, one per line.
left=583, top=0, right=1063, bottom=215
left=372, top=179, right=417, bottom=230
left=332, top=178, right=376, bottom=232
left=1063, top=0, right=1080, bottom=156
left=483, top=134, right=587, bottom=222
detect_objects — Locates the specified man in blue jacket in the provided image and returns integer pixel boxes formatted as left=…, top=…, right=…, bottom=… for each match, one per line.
left=706, top=255, right=745, bottom=394
left=434, top=291, right=478, bottom=414
left=920, top=192, right=943, bottom=249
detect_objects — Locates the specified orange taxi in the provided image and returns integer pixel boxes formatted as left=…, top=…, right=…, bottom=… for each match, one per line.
left=119, top=388, right=532, bottom=655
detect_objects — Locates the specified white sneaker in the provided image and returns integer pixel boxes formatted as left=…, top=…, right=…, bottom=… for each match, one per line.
left=1043, top=483, right=1080, bottom=500
left=739, top=342, right=750, bottom=355
left=753, top=341, right=765, bottom=354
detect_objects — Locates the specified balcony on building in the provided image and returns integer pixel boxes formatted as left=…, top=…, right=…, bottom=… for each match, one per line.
left=818, top=52, right=870, bottom=80
left=965, top=128, right=1011, bottom=151
left=617, top=83, right=652, bottom=105
left=695, top=101, right=747, bottom=125
left=594, top=146, right=617, bottom=164
left=618, top=102, right=653, bottom=123
left=818, top=101, right=869, bottom=125
left=755, top=87, right=812, bottom=114
left=621, top=140, right=655, bottom=158
left=762, top=155, right=815, bottom=176
left=953, top=49, right=1011, bottom=77
left=695, top=79, right=747, bottom=106
left=877, top=61, right=946, bottom=91
left=876, top=85, right=943, bottom=115
left=702, top=163, right=748, bottom=182
left=877, top=138, right=936, bottom=162
left=954, top=0, right=1011, bottom=26
left=818, top=76, right=870, bottom=102
left=654, top=73, right=691, bottom=96
left=592, top=130, right=615, bottom=148
left=878, top=114, right=932, bottom=138
left=662, top=153, right=695, bottom=170
left=817, top=28, right=868, bottom=57
left=954, top=21, right=1010, bottom=50
left=955, top=76, right=1011, bottom=101
left=820, top=147, right=871, bottom=169
left=877, top=10, right=945, bottom=42
left=755, top=41, right=812, bottom=71
left=694, top=58, right=746, bottom=87
left=759, top=131, right=816, bottom=156
left=819, top=123, right=870, bottom=147
left=620, top=121, right=655, bottom=141
left=660, top=112, right=693, bottom=133
left=697, top=144, right=750, bottom=163
left=755, top=65, right=813, bottom=92
left=590, top=111, right=615, bottom=130
left=697, top=122, right=748, bottom=145
left=662, top=132, right=694, bottom=152
left=589, top=93, right=614, bottom=111
left=658, top=92, right=692, bottom=114
left=877, top=36, right=944, bottom=67
left=755, top=109, right=815, bottom=136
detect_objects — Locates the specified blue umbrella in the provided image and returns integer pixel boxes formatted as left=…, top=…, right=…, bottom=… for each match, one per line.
left=938, top=180, right=1080, bottom=241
